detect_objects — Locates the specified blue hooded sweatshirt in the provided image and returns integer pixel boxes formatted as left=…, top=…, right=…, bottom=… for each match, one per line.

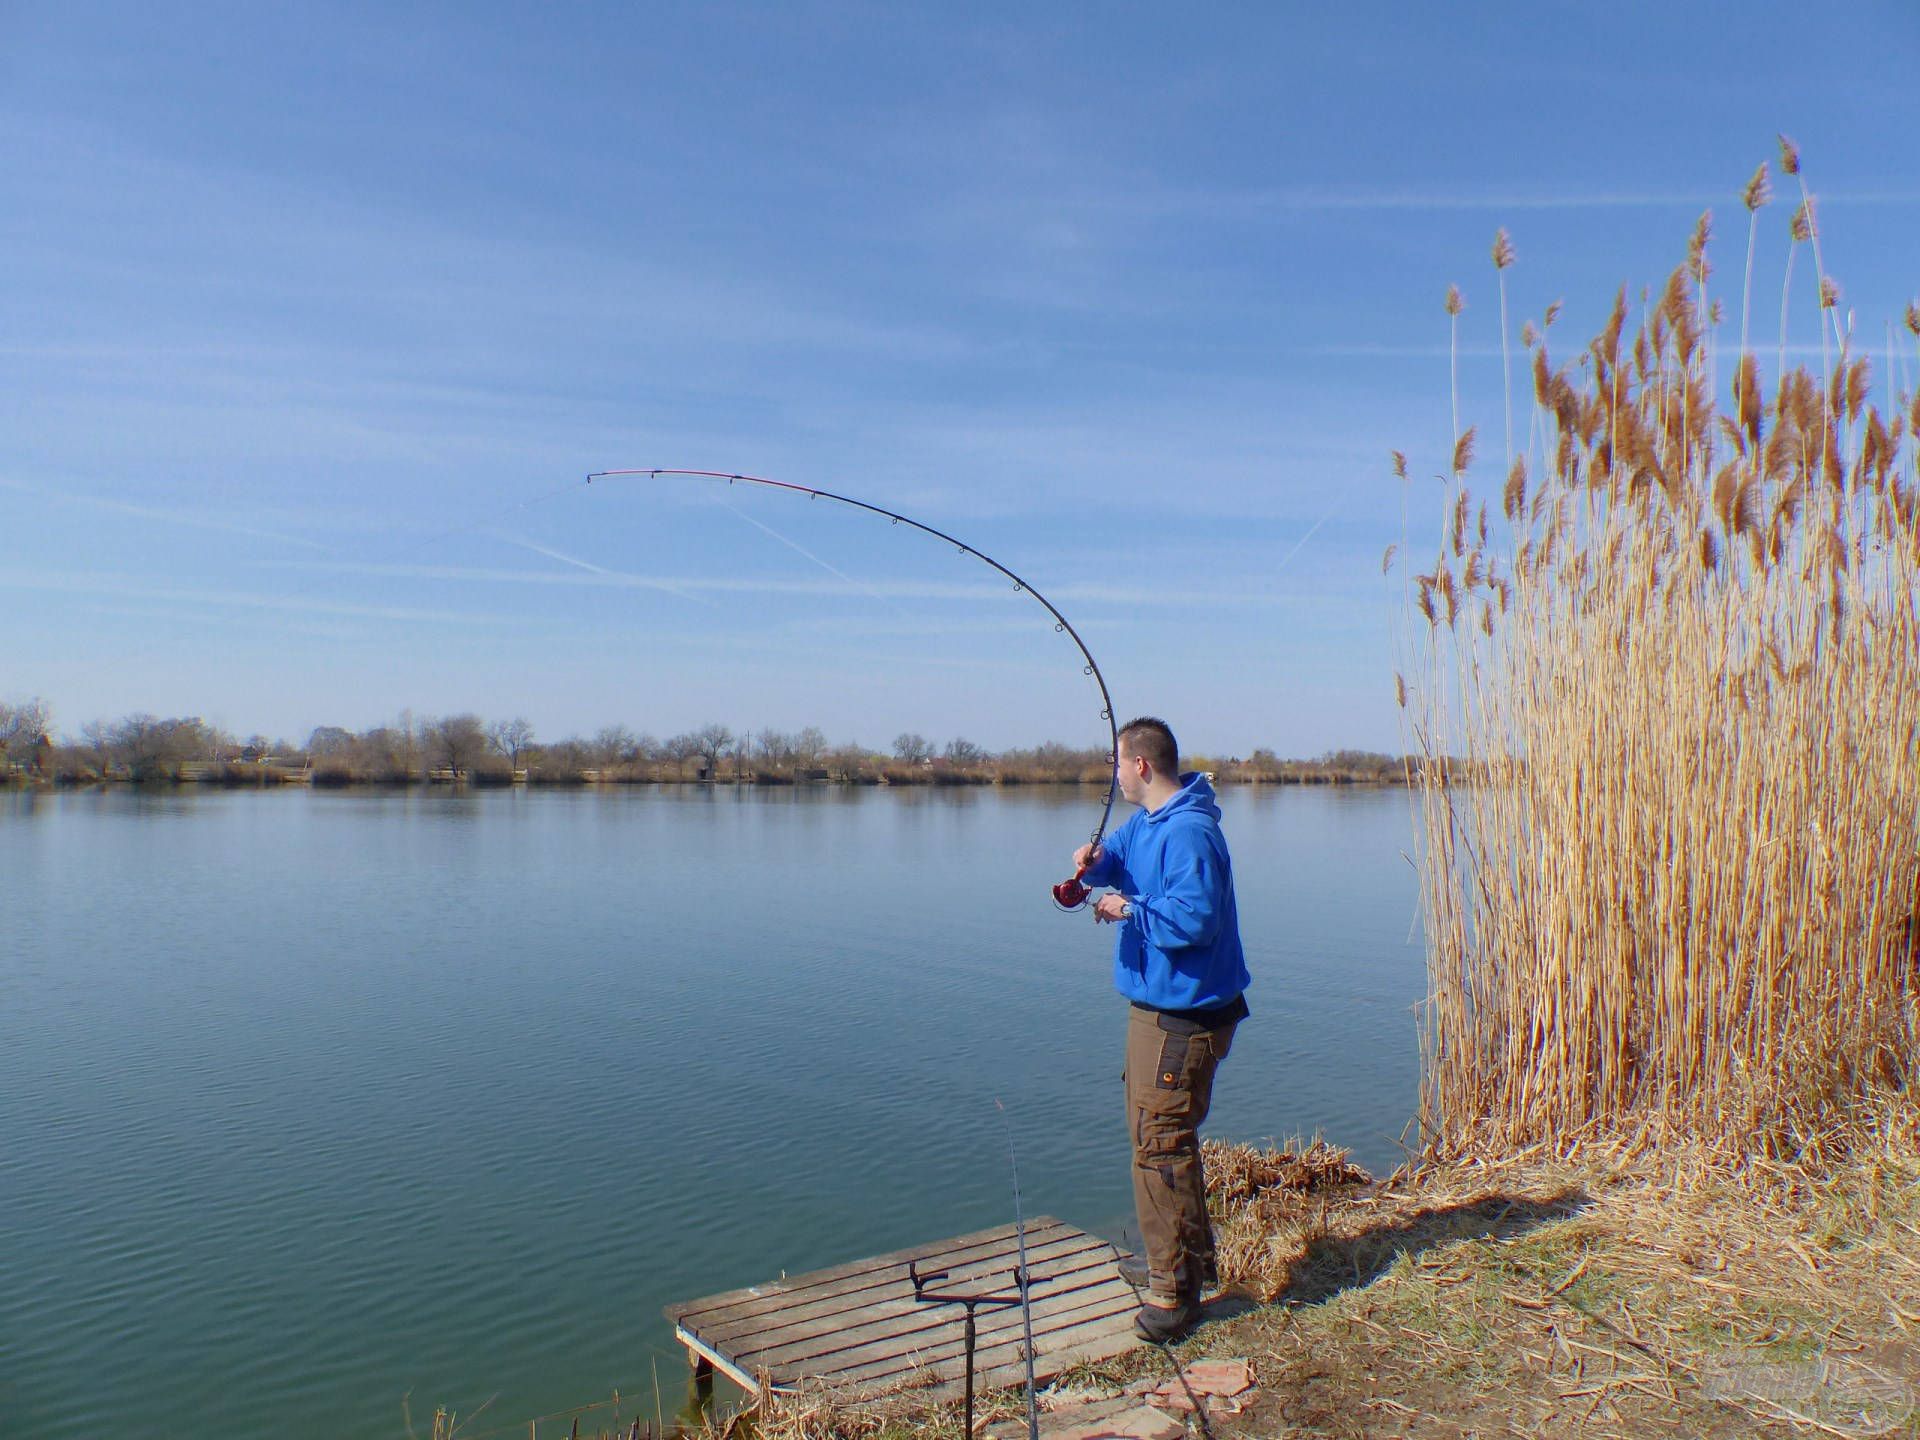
left=1081, top=771, right=1250, bottom=1011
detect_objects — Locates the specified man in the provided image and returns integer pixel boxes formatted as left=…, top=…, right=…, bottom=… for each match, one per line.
left=1073, top=716, right=1250, bottom=1342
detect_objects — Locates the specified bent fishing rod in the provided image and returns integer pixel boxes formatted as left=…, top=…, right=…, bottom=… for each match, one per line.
left=585, top=468, right=1116, bottom=909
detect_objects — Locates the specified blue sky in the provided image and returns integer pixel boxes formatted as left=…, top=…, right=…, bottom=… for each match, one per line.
left=6, top=2, right=1920, bottom=755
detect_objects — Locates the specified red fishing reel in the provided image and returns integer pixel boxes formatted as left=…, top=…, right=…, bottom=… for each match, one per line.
left=1052, top=870, right=1092, bottom=910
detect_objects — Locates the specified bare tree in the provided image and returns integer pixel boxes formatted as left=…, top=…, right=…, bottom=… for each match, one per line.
left=664, top=733, right=701, bottom=778
left=693, top=723, right=734, bottom=777
left=754, top=728, right=794, bottom=776
left=538, top=737, right=593, bottom=777
left=427, top=714, right=489, bottom=775
left=0, top=699, right=50, bottom=764
left=488, top=717, right=536, bottom=767
left=393, top=710, right=423, bottom=775
left=307, top=726, right=354, bottom=756
left=594, top=724, right=638, bottom=767
left=792, top=726, right=828, bottom=767
left=349, top=725, right=415, bottom=781
left=97, top=713, right=213, bottom=780
left=827, top=742, right=873, bottom=782
left=893, top=732, right=933, bottom=765
left=943, top=737, right=986, bottom=766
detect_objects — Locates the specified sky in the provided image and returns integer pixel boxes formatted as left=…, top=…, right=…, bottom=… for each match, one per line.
left=6, top=2, right=1920, bottom=756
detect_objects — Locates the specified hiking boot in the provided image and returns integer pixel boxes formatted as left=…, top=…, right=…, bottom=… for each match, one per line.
left=1132, top=1296, right=1204, bottom=1344
left=1116, top=1253, right=1218, bottom=1294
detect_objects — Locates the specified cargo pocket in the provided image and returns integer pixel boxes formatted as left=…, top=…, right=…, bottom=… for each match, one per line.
left=1138, top=1020, right=1202, bottom=1116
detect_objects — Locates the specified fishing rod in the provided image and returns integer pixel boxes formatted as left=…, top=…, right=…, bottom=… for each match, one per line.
left=585, top=468, right=1119, bottom=910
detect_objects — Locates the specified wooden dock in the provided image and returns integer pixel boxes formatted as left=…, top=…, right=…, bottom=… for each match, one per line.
left=665, top=1217, right=1142, bottom=1402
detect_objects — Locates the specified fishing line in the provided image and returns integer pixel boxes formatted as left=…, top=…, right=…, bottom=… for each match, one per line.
left=587, top=467, right=1120, bottom=909
left=1106, top=1236, right=1217, bottom=1440
left=994, top=1098, right=1041, bottom=1440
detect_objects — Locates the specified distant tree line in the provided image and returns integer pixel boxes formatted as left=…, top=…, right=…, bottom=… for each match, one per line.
left=0, top=697, right=1414, bottom=789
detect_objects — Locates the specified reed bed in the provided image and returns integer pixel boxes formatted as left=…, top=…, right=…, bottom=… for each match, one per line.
left=1398, top=141, right=1920, bottom=1163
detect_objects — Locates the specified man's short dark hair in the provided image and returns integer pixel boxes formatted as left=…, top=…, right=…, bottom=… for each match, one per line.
left=1117, top=716, right=1179, bottom=775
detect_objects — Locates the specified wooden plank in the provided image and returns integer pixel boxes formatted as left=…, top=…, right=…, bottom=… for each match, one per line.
left=731, top=1252, right=1122, bottom=1374
left=695, top=1231, right=1111, bottom=1350
left=669, top=1218, right=1072, bottom=1327
left=950, top=1328, right=1143, bottom=1400
left=787, top=1282, right=1128, bottom=1390
left=850, top=1304, right=1142, bottom=1397
left=768, top=1290, right=1132, bottom=1393
left=672, top=1326, right=761, bottom=1393
left=821, top=1283, right=1135, bottom=1389
left=853, top=1320, right=1141, bottom=1400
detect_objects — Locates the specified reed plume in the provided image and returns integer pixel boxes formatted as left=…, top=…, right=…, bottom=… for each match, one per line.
left=1494, top=230, right=1517, bottom=464
left=1400, top=171, right=1920, bottom=1164
left=1738, top=163, right=1771, bottom=428
left=1446, top=284, right=1466, bottom=445
left=1451, top=426, right=1477, bottom=479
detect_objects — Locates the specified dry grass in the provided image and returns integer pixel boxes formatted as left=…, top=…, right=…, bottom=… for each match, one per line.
left=1396, top=145, right=1920, bottom=1162
left=1205, top=1138, right=1377, bottom=1301
left=714, top=1130, right=1919, bottom=1438
left=1197, top=1118, right=1920, bottom=1438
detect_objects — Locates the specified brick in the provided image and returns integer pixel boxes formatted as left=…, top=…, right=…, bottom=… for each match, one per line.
left=1181, top=1359, right=1254, bottom=1396
left=1046, top=1422, right=1133, bottom=1440
left=1115, top=1406, right=1187, bottom=1440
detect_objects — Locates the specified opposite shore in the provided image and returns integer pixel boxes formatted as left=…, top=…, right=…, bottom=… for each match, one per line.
left=0, top=705, right=1415, bottom=790
left=0, top=753, right=1416, bottom=791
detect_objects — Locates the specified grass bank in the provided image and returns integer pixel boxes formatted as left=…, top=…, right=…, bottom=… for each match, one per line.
left=723, top=1126, right=1918, bottom=1440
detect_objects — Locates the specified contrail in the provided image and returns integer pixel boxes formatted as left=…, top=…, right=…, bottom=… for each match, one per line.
left=719, top=499, right=913, bottom=617
left=1271, top=495, right=1343, bottom=577
left=490, top=531, right=713, bottom=604
left=0, top=475, right=330, bottom=551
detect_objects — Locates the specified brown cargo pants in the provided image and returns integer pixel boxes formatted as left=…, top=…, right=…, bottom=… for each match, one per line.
left=1124, top=1002, right=1237, bottom=1301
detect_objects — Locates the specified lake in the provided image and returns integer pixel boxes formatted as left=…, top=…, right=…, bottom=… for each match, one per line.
left=0, top=783, right=1425, bottom=1438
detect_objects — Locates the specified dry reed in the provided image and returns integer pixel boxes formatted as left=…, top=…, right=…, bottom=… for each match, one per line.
left=1397, top=147, right=1920, bottom=1165
left=1203, top=1138, right=1374, bottom=1300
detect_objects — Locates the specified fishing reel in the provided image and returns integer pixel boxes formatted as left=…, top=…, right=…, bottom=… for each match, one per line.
left=1051, top=870, right=1092, bottom=910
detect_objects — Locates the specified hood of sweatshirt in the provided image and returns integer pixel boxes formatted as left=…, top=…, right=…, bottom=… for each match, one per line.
left=1143, top=771, right=1222, bottom=826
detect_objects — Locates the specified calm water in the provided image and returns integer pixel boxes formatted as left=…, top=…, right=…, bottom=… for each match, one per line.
left=1, top=784, right=1424, bottom=1439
